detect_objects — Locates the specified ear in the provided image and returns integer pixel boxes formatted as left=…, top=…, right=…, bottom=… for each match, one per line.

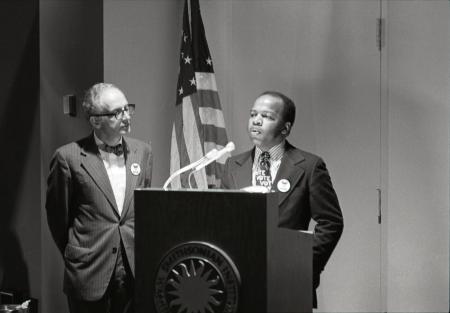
left=281, top=122, right=292, bottom=135
left=89, top=116, right=101, bottom=129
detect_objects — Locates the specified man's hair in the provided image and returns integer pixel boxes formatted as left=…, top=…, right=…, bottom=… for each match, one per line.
left=259, top=91, right=296, bottom=125
left=82, top=82, right=118, bottom=118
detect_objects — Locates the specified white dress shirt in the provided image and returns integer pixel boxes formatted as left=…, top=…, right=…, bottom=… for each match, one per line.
left=94, top=133, right=126, bottom=215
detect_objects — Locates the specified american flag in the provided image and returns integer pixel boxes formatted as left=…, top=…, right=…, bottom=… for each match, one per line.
left=169, top=0, right=229, bottom=189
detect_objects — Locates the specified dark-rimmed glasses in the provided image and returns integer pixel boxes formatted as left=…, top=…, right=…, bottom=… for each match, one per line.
left=90, top=104, right=136, bottom=120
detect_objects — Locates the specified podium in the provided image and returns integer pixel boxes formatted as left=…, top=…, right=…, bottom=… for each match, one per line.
left=135, top=189, right=312, bottom=313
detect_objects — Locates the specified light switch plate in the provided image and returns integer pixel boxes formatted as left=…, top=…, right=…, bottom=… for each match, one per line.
left=63, top=94, right=76, bottom=116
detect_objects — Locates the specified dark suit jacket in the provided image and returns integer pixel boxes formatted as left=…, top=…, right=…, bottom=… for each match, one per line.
left=221, top=141, right=343, bottom=281
left=45, top=133, right=153, bottom=301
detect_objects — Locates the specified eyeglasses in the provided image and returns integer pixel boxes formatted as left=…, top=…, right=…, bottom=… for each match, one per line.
left=90, top=104, right=136, bottom=120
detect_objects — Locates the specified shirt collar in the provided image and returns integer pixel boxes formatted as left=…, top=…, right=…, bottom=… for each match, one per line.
left=93, top=132, right=123, bottom=148
left=254, top=140, right=286, bottom=162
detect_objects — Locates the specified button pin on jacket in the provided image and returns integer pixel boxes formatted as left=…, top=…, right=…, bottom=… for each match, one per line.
left=130, top=163, right=141, bottom=176
left=277, top=179, right=290, bottom=193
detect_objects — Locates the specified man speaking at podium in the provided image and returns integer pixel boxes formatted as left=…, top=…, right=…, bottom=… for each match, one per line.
left=220, top=91, right=343, bottom=308
left=46, top=83, right=153, bottom=313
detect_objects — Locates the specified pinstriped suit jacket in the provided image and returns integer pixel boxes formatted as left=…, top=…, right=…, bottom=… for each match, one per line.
left=220, top=141, right=343, bottom=279
left=45, top=133, right=153, bottom=301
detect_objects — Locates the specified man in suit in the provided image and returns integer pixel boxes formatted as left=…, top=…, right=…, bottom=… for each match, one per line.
left=46, top=83, right=153, bottom=313
left=221, top=91, right=343, bottom=308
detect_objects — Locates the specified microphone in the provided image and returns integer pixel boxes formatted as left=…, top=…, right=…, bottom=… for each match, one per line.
left=193, top=142, right=235, bottom=172
left=163, top=148, right=218, bottom=190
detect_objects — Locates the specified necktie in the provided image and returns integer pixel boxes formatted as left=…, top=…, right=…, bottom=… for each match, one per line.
left=99, top=143, right=124, bottom=156
left=256, top=151, right=272, bottom=189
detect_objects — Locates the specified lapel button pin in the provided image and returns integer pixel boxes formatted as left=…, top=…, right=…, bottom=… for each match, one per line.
left=130, top=163, right=141, bottom=176
left=277, top=179, right=290, bottom=192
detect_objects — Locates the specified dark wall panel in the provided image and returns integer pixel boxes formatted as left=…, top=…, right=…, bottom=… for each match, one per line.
left=0, top=0, right=40, bottom=308
left=40, top=1, right=103, bottom=312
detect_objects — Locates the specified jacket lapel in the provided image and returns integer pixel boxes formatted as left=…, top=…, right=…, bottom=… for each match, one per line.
left=79, top=134, right=119, bottom=215
left=232, top=150, right=253, bottom=188
left=122, top=138, right=139, bottom=218
left=273, top=142, right=306, bottom=206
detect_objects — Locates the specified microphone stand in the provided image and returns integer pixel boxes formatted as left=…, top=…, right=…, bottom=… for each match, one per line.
left=162, top=149, right=218, bottom=190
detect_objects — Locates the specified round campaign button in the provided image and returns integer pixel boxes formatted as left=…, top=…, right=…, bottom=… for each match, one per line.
left=277, top=179, right=291, bottom=193
left=130, top=163, right=141, bottom=176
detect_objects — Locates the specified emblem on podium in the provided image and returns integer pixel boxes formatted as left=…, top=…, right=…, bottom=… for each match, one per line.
left=154, top=241, right=241, bottom=313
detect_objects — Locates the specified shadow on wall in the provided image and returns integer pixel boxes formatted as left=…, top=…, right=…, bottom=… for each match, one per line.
left=0, top=14, right=39, bottom=299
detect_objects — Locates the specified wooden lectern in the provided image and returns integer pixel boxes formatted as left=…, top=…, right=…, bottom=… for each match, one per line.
left=135, top=189, right=312, bottom=313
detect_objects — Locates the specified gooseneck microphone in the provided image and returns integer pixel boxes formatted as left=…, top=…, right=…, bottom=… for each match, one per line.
left=162, top=148, right=218, bottom=190
left=193, top=142, right=235, bottom=172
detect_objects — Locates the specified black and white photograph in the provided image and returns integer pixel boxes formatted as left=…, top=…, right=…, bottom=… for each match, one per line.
left=0, top=0, right=448, bottom=312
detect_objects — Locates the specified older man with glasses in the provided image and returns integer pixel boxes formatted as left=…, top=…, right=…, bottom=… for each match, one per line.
left=46, top=83, right=153, bottom=313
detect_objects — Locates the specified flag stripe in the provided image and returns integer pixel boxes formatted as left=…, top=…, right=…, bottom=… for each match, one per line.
left=174, top=101, right=190, bottom=169
left=203, top=125, right=228, bottom=145
left=173, top=100, right=193, bottom=188
left=196, top=90, right=222, bottom=110
left=195, top=72, right=217, bottom=91
left=182, top=95, right=203, bottom=153
left=181, top=97, right=208, bottom=189
left=170, top=125, right=182, bottom=188
left=199, top=107, right=225, bottom=128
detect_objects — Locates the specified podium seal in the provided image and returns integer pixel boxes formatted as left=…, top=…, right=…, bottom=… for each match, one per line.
left=154, top=241, right=241, bottom=313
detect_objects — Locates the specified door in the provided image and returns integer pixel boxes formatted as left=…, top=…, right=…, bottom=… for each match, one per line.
left=385, top=1, right=449, bottom=312
left=302, top=2, right=382, bottom=312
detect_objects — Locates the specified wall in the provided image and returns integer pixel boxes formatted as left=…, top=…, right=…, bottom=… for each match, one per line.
left=40, top=1, right=103, bottom=312
left=0, top=0, right=40, bottom=308
left=104, top=0, right=181, bottom=187
left=386, top=1, right=449, bottom=312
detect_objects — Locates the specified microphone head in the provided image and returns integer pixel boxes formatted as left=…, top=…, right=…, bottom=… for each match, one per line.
left=193, top=142, right=235, bottom=172
left=225, top=141, right=235, bottom=152
left=205, top=148, right=218, bottom=158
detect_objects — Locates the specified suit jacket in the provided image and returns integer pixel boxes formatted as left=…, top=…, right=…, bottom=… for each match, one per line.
left=45, top=133, right=153, bottom=301
left=221, top=141, right=343, bottom=280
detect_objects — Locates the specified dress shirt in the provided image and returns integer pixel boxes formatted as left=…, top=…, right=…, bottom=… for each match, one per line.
left=94, top=133, right=126, bottom=215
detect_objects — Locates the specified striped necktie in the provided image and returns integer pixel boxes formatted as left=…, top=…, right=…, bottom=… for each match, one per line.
left=256, top=151, right=272, bottom=189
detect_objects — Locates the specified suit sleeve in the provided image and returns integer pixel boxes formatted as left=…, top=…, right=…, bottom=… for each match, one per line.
left=45, top=150, right=71, bottom=255
left=309, top=158, right=344, bottom=277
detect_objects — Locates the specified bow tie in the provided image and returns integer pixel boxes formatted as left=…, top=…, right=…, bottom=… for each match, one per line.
left=99, top=143, right=124, bottom=156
